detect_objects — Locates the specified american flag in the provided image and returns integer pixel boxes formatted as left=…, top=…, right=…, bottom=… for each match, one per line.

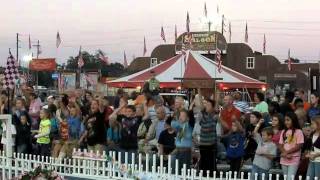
left=175, top=24, right=178, bottom=41
left=263, top=34, right=266, bottom=54
left=216, top=48, right=222, bottom=73
left=245, top=22, right=248, bottom=43
left=56, top=31, right=61, bottom=48
left=161, top=26, right=166, bottom=43
left=84, top=74, right=95, bottom=86
left=98, top=51, right=109, bottom=65
left=204, top=2, right=207, bottom=17
left=143, top=37, right=147, bottom=56
left=3, top=50, right=20, bottom=89
left=186, top=12, right=190, bottom=33
left=288, top=48, right=292, bottom=71
left=78, top=46, right=84, bottom=68
left=124, top=51, right=128, bottom=68
left=28, top=35, right=32, bottom=50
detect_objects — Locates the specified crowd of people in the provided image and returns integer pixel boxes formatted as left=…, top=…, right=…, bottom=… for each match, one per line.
left=1, top=85, right=320, bottom=179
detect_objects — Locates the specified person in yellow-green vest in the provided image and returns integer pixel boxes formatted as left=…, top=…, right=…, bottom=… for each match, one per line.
left=34, top=108, right=51, bottom=156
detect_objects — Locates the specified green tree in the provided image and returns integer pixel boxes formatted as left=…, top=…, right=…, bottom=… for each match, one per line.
left=66, top=50, right=127, bottom=77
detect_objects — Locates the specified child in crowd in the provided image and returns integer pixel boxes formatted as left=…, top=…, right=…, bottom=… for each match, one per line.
left=63, top=105, right=81, bottom=158
left=306, top=116, right=320, bottom=179
left=106, top=118, right=121, bottom=152
left=271, top=113, right=285, bottom=145
left=270, top=113, right=285, bottom=168
left=251, top=120, right=277, bottom=180
left=34, top=108, right=51, bottom=156
left=244, top=111, right=262, bottom=161
left=279, top=112, right=304, bottom=179
left=158, top=117, right=176, bottom=156
left=226, top=120, right=245, bottom=174
left=15, top=112, right=31, bottom=154
left=171, top=109, right=195, bottom=171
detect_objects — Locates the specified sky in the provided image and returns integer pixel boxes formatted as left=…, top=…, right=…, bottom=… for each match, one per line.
left=0, top=0, right=320, bottom=67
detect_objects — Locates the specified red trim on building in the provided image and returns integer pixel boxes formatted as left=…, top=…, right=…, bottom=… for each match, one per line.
left=129, top=54, right=182, bottom=81
left=183, top=53, right=211, bottom=78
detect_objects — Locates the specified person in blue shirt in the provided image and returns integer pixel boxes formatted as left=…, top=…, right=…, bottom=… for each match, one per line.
left=226, top=120, right=245, bottom=176
left=308, top=92, right=320, bottom=121
left=106, top=118, right=121, bottom=152
left=171, top=109, right=195, bottom=171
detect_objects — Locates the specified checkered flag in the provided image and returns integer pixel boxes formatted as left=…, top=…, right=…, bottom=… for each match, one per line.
left=3, top=50, right=19, bottom=89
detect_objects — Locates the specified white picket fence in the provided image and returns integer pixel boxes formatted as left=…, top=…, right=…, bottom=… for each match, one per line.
left=0, top=149, right=317, bottom=180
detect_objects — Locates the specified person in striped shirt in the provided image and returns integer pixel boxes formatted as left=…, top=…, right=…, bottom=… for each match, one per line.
left=196, top=89, right=218, bottom=176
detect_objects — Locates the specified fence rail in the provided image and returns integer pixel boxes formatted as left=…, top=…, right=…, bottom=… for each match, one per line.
left=0, top=149, right=318, bottom=180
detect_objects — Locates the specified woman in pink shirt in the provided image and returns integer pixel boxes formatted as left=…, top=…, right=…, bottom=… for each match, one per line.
left=279, top=112, right=304, bottom=179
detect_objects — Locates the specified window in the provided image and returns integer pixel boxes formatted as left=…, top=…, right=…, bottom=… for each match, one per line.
left=246, top=57, right=255, bottom=69
left=150, top=58, right=157, bottom=67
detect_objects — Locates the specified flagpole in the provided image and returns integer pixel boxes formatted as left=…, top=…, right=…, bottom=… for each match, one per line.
left=7, top=48, right=11, bottom=112
left=214, top=35, right=218, bottom=100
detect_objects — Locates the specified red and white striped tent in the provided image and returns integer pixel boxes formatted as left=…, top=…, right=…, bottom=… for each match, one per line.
left=107, top=51, right=266, bottom=89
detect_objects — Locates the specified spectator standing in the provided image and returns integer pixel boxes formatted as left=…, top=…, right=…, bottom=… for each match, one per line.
left=101, top=97, right=113, bottom=129
left=83, top=100, right=106, bottom=153
left=294, top=98, right=308, bottom=127
left=308, top=92, right=320, bottom=121
left=279, top=112, right=304, bottom=178
left=144, top=106, right=167, bottom=153
left=253, top=92, right=269, bottom=114
left=197, top=99, right=218, bottom=175
left=306, top=116, right=320, bottom=179
left=171, top=109, right=195, bottom=171
left=279, top=91, right=294, bottom=116
left=220, top=95, right=241, bottom=134
left=294, top=89, right=310, bottom=111
left=29, top=93, right=42, bottom=130
left=34, top=108, right=51, bottom=156
left=233, top=91, right=250, bottom=114
left=15, top=112, right=31, bottom=154
left=251, top=123, right=277, bottom=180
left=106, top=118, right=121, bottom=152
left=226, top=121, right=245, bottom=175
left=158, top=117, right=176, bottom=157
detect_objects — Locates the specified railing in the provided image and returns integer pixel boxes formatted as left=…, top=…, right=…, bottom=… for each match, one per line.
left=0, top=149, right=318, bottom=180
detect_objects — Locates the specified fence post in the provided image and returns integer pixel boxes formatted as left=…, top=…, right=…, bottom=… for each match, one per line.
left=160, top=155, right=163, bottom=174
left=138, top=153, right=142, bottom=172
left=219, top=171, right=223, bottom=180
left=199, top=170, right=203, bottom=180
left=175, top=159, right=179, bottom=178
left=240, top=172, right=244, bottom=180
left=182, top=164, right=186, bottom=180
left=213, top=171, right=216, bottom=180
left=276, top=173, right=280, bottom=180
left=146, top=153, right=149, bottom=172
left=152, top=154, right=156, bottom=173
left=125, top=151, right=128, bottom=167
left=168, top=155, right=172, bottom=175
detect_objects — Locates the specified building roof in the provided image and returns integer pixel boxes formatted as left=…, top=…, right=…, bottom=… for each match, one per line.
left=108, top=51, right=266, bottom=89
left=128, top=44, right=176, bottom=73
